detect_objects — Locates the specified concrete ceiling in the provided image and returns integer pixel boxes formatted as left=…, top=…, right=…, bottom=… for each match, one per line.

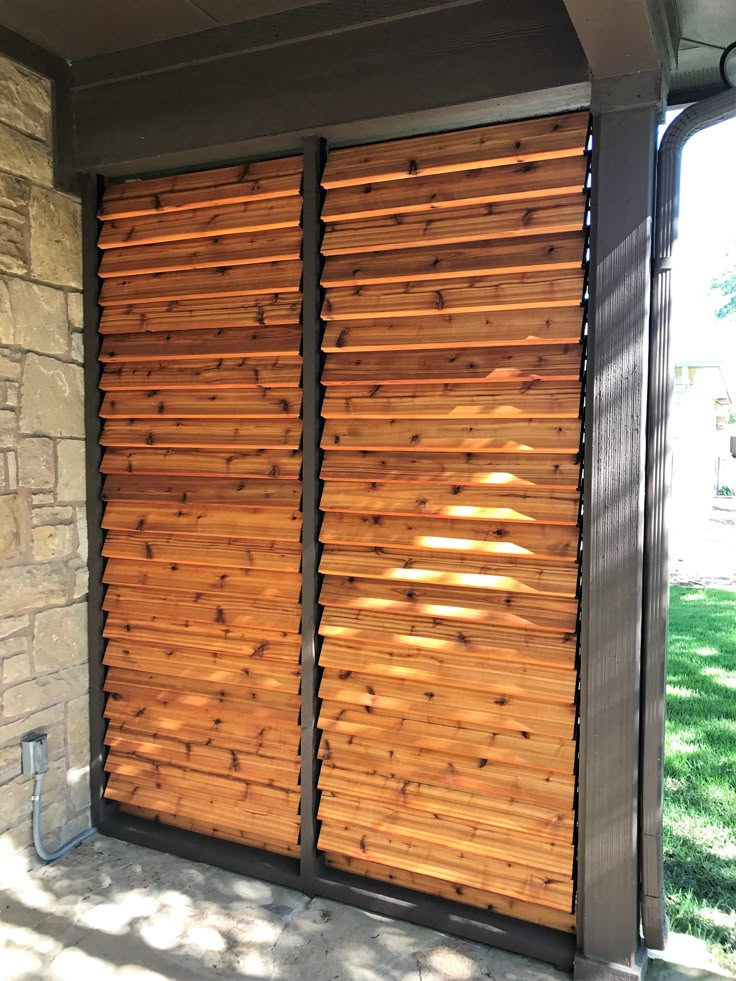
left=0, top=0, right=734, bottom=102
left=671, top=0, right=736, bottom=100
left=0, top=0, right=326, bottom=60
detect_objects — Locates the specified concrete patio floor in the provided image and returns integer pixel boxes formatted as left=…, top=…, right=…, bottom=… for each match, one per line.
left=0, top=836, right=730, bottom=981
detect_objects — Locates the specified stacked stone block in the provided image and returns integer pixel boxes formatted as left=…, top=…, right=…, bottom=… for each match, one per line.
left=0, top=56, right=90, bottom=861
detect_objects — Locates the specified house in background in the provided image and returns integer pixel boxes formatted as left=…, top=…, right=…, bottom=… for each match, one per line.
left=672, top=361, right=732, bottom=505
left=0, top=2, right=736, bottom=979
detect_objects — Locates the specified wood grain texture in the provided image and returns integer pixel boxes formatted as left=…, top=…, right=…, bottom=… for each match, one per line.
left=100, top=356, right=302, bottom=391
left=322, top=310, right=583, bottom=352
left=99, top=153, right=304, bottom=857
left=100, top=156, right=302, bottom=219
left=318, top=544, right=578, bottom=596
left=102, top=501, right=302, bottom=540
left=99, top=293, right=302, bottom=335
left=322, top=112, right=588, bottom=187
left=103, top=474, right=302, bottom=508
left=101, top=447, right=302, bottom=479
left=322, top=233, right=585, bottom=287
left=323, top=156, right=587, bottom=222
left=325, top=853, right=575, bottom=931
left=99, top=228, right=302, bottom=278
left=320, top=450, right=580, bottom=487
left=100, top=327, right=302, bottom=362
left=321, top=344, right=583, bottom=385
left=321, top=270, right=584, bottom=320
left=100, top=259, right=302, bottom=306
left=322, top=196, right=588, bottom=255
left=318, top=704, right=575, bottom=775
left=98, top=195, right=302, bottom=249
left=101, top=388, right=302, bottom=419
left=316, top=114, right=586, bottom=920
left=101, top=419, right=302, bottom=449
left=319, top=608, right=577, bottom=670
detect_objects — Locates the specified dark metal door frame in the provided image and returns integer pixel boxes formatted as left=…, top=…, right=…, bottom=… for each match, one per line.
left=80, top=91, right=659, bottom=975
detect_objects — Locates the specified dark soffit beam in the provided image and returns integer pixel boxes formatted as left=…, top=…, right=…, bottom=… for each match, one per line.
left=0, top=24, right=76, bottom=192
left=71, top=0, right=486, bottom=88
left=70, top=0, right=588, bottom=176
left=562, top=0, right=680, bottom=78
left=0, top=22, right=67, bottom=81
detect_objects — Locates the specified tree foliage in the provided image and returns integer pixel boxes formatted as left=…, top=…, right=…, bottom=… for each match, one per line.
left=712, top=261, right=736, bottom=320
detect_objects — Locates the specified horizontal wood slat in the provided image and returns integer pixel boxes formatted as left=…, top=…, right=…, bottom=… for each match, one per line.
left=100, top=326, right=302, bottom=361
left=100, top=259, right=302, bottom=306
left=101, top=419, right=302, bottom=449
left=318, top=703, right=574, bottom=775
left=100, top=356, right=302, bottom=391
left=316, top=114, right=586, bottom=922
left=322, top=196, right=588, bottom=256
left=104, top=614, right=300, bottom=661
left=322, top=112, right=588, bottom=187
left=99, top=228, right=302, bottom=278
left=321, top=270, right=584, bottom=321
left=320, top=450, right=580, bottom=487
left=321, top=381, right=580, bottom=419
left=101, top=388, right=302, bottom=419
left=102, top=474, right=302, bottom=508
left=319, top=608, right=576, bottom=671
left=99, top=156, right=302, bottom=219
left=323, top=156, right=587, bottom=223
left=325, top=852, right=575, bottom=932
left=321, top=344, right=583, bottom=385
left=319, top=574, right=578, bottom=634
left=103, top=584, right=301, bottom=633
left=99, top=293, right=302, bottom=335
left=320, top=481, right=580, bottom=523
left=98, top=195, right=302, bottom=249
left=318, top=544, right=578, bottom=596
left=104, top=640, right=300, bottom=691
left=103, top=558, right=302, bottom=602
left=100, top=154, right=304, bottom=857
left=320, top=510, right=579, bottom=559
left=322, top=310, right=583, bottom=353
left=101, top=447, right=302, bottom=479
left=322, top=233, right=585, bottom=288
left=102, top=502, right=302, bottom=541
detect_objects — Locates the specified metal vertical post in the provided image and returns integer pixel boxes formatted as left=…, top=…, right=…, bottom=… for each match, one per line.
left=299, top=136, right=326, bottom=880
left=81, top=173, right=111, bottom=829
left=576, top=102, right=657, bottom=979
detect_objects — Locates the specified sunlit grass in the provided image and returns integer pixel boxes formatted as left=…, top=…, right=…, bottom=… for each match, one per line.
left=665, top=586, right=736, bottom=971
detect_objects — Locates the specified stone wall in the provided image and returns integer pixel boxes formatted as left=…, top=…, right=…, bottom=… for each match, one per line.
left=0, top=56, right=90, bottom=862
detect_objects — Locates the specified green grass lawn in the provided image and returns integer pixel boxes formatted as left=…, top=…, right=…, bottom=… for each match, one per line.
left=665, top=586, right=736, bottom=970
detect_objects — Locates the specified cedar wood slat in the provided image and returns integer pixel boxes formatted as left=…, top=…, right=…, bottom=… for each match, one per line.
left=315, top=116, right=586, bottom=918
left=98, top=156, right=304, bottom=855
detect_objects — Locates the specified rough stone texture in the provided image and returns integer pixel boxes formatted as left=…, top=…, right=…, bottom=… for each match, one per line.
left=0, top=492, right=21, bottom=559
left=31, top=522, right=74, bottom=561
left=17, top=435, right=55, bottom=490
left=0, top=173, right=30, bottom=279
left=29, top=186, right=83, bottom=289
left=34, top=603, right=87, bottom=673
left=8, top=278, right=68, bottom=356
left=19, top=354, right=84, bottom=437
left=0, top=56, right=89, bottom=867
left=57, top=439, right=86, bottom=501
left=0, top=122, right=52, bottom=187
left=0, top=837, right=576, bottom=981
left=0, top=59, right=51, bottom=141
left=0, top=348, right=21, bottom=379
left=67, top=291, right=83, bottom=330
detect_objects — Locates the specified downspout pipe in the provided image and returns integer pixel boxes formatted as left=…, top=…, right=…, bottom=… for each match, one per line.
left=641, top=85, right=736, bottom=951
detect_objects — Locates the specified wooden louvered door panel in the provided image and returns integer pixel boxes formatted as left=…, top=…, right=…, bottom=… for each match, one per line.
left=315, top=113, right=589, bottom=930
left=97, top=158, right=304, bottom=858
